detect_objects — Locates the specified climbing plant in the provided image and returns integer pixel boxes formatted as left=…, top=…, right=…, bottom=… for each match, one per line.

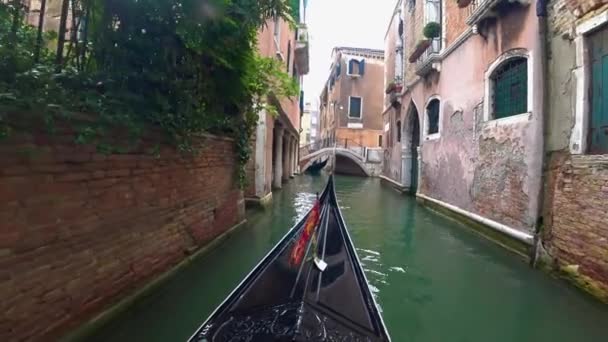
left=0, top=0, right=299, bottom=188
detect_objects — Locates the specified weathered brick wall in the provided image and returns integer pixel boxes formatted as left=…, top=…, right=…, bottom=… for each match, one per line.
left=550, top=0, right=607, bottom=34
left=0, top=122, right=245, bottom=341
left=544, top=153, right=608, bottom=300
left=445, top=0, right=471, bottom=45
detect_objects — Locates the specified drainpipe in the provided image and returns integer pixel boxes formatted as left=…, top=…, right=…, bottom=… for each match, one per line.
left=531, top=0, right=549, bottom=267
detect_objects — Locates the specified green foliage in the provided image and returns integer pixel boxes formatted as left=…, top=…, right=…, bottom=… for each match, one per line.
left=423, top=22, right=441, bottom=39
left=0, top=0, right=299, bottom=187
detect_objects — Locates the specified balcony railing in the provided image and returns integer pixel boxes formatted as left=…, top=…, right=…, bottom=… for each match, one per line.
left=466, top=0, right=530, bottom=26
left=415, top=38, right=442, bottom=76
left=294, top=23, right=310, bottom=75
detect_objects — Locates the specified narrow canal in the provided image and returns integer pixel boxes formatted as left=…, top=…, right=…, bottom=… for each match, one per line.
left=87, top=175, right=608, bottom=342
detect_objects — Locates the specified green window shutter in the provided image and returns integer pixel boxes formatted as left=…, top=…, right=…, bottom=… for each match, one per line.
left=589, top=27, right=608, bottom=153
left=359, top=60, right=365, bottom=75
left=348, top=59, right=356, bottom=74
left=492, top=57, right=527, bottom=119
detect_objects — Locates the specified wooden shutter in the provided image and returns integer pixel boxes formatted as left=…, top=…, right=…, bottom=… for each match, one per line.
left=359, top=60, right=365, bottom=75
left=492, top=58, right=527, bottom=119
left=589, top=27, right=608, bottom=154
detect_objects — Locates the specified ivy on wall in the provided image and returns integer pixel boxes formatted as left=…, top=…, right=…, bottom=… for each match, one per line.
left=0, top=0, right=299, bottom=187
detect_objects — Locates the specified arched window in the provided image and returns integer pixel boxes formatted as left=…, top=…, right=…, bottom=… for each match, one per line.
left=426, top=99, right=440, bottom=135
left=490, top=57, right=528, bottom=119
left=396, top=120, right=402, bottom=142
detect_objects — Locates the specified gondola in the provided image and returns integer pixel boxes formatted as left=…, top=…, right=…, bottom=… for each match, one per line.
left=305, top=158, right=328, bottom=174
left=188, top=175, right=391, bottom=341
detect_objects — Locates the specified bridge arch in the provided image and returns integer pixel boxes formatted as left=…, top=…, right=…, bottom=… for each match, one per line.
left=299, top=148, right=370, bottom=176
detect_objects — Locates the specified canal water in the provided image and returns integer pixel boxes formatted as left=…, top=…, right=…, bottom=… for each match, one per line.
left=87, top=175, right=608, bottom=342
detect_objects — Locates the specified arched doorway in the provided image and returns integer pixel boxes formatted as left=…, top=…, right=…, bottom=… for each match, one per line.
left=401, top=102, right=420, bottom=193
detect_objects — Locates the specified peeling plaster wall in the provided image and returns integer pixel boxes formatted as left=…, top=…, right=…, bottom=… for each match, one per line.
left=404, top=3, right=542, bottom=233
left=543, top=2, right=608, bottom=301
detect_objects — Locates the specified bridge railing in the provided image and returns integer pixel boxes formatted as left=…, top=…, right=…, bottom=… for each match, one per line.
left=299, top=137, right=336, bottom=157
left=299, top=137, right=367, bottom=160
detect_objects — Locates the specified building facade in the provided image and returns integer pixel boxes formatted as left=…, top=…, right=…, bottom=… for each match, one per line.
left=544, top=0, right=608, bottom=301
left=319, top=47, right=385, bottom=149
left=384, top=0, right=543, bottom=236
left=382, top=0, right=608, bottom=301
left=245, top=1, right=309, bottom=206
left=300, top=101, right=319, bottom=147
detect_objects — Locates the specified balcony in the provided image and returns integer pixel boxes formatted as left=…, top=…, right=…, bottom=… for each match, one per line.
left=415, top=38, right=441, bottom=76
left=294, top=24, right=310, bottom=75
left=466, top=0, right=531, bottom=27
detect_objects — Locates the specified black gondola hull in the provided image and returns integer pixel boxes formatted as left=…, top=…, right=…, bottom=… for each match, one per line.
left=188, top=176, right=390, bottom=342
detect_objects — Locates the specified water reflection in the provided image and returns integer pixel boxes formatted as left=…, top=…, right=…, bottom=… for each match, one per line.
left=87, top=175, right=608, bottom=342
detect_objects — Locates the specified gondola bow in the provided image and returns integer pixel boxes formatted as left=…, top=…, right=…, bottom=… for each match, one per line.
left=188, top=176, right=390, bottom=342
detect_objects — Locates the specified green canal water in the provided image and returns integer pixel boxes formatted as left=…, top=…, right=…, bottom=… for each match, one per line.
left=87, top=175, right=608, bottom=342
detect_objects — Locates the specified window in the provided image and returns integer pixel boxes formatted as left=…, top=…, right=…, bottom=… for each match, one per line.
left=347, top=59, right=365, bottom=76
left=379, top=135, right=383, bottom=147
left=425, top=0, right=443, bottom=52
left=336, top=62, right=341, bottom=77
left=396, top=120, right=402, bottom=142
left=589, top=26, right=608, bottom=153
left=349, top=97, right=362, bottom=118
left=491, top=57, right=528, bottom=119
left=426, top=99, right=440, bottom=135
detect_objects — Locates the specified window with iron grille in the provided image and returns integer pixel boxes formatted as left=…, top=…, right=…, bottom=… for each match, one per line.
left=349, top=97, right=362, bottom=118
left=491, top=57, right=527, bottom=119
left=427, top=99, right=440, bottom=134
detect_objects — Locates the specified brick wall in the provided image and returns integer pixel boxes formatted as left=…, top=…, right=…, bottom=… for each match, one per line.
left=544, top=153, right=608, bottom=301
left=0, top=121, right=245, bottom=341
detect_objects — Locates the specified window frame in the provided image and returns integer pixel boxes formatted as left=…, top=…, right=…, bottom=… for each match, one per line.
left=424, top=96, right=441, bottom=140
left=483, top=49, right=533, bottom=124
left=491, top=57, right=528, bottom=119
left=348, top=96, right=363, bottom=119
left=273, top=16, right=281, bottom=52
left=570, top=14, right=608, bottom=154
left=347, top=58, right=363, bottom=76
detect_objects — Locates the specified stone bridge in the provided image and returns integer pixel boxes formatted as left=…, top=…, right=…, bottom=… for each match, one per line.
left=299, top=146, right=383, bottom=177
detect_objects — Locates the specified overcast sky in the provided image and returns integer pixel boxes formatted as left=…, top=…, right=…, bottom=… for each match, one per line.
left=303, top=0, right=397, bottom=106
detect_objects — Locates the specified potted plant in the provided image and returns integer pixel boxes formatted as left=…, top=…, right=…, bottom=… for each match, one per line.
left=385, top=81, right=396, bottom=94
left=385, top=81, right=404, bottom=94
left=457, top=0, right=473, bottom=8
left=408, top=39, right=432, bottom=62
left=394, top=82, right=403, bottom=93
left=423, top=22, right=441, bottom=39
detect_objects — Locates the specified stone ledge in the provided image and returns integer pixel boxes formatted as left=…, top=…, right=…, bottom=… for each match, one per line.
left=245, top=192, right=273, bottom=209
left=416, top=194, right=532, bottom=258
left=379, top=175, right=410, bottom=194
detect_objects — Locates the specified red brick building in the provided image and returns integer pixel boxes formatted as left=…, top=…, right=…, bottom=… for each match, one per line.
left=319, top=47, right=385, bottom=149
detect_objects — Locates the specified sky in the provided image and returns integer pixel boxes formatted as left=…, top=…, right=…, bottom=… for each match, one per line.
left=303, top=0, right=397, bottom=106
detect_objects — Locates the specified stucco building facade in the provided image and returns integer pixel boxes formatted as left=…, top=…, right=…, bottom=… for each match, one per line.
left=245, top=1, right=309, bottom=206
left=383, top=0, right=543, bottom=238
left=319, top=47, right=385, bottom=149
left=382, top=0, right=608, bottom=301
